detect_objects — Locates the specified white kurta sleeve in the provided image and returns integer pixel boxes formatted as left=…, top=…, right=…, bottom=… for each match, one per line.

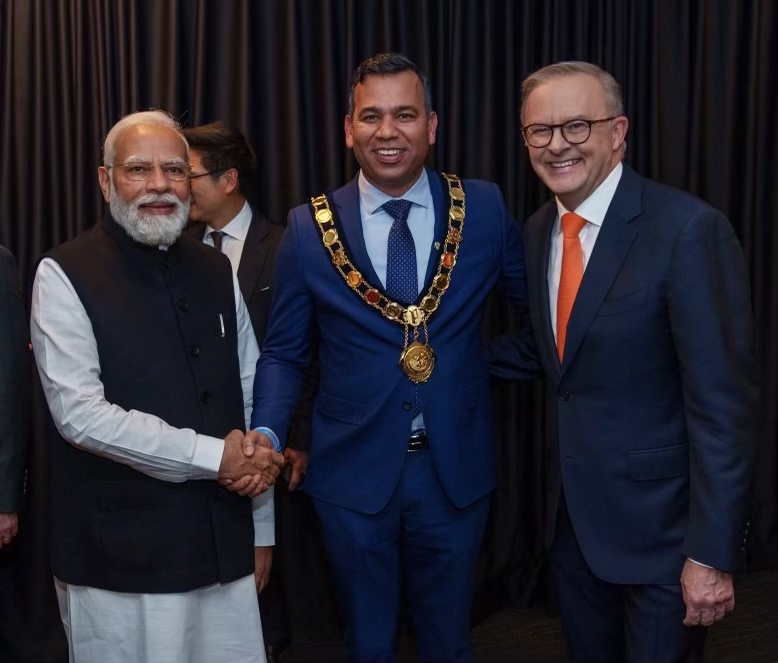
left=31, top=257, right=227, bottom=482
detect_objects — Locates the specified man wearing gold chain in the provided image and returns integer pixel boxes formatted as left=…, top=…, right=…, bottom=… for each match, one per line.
left=247, top=53, right=532, bottom=662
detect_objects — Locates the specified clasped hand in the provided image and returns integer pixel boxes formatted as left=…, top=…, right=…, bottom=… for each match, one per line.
left=218, top=429, right=285, bottom=497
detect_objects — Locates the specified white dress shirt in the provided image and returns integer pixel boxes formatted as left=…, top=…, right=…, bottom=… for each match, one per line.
left=548, top=162, right=623, bottom=340
left=204, top=200, right=253, bottom=272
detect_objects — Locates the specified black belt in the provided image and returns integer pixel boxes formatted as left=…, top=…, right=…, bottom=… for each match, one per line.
left=407, top=429, right=428, bottom=452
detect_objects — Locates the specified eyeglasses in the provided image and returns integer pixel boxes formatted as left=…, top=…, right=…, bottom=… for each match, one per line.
left=188, top=168, right=228, bottom=180
left=107, top=162, right=190, bottom=181
left=521, top=117, right=617, bottom=148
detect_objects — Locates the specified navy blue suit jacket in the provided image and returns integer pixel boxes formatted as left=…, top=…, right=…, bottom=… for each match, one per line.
left=251, top=169, right=526, bottom=514
left=521, top=164, right=757, bottom=584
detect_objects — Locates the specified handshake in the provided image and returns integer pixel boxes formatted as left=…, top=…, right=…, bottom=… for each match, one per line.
left=217, top=429, right=286, bottom=497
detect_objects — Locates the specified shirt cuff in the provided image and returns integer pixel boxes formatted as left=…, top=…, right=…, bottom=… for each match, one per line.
left=190, top=434, right=225, bottom=480
left=254, top=427, right=282, bottom=452
left=687, top=558, right=713, bottom=569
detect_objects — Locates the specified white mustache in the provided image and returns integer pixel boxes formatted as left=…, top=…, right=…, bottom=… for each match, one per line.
left=134, top=193, right=183, bottom=208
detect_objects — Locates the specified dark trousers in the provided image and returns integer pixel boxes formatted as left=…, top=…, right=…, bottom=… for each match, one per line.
left=550, top=496, right=707, bottom=662
left=313, top=449, right=491, bottom=663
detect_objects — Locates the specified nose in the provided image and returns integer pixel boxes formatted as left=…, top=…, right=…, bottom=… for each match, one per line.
left=376, top=117, right=398, bottom=139
left=145, top=164, right=172, bottom=192
left=547, top=126, right=571, bottom=153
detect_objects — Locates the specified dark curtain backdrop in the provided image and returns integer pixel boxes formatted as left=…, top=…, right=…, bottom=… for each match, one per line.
left=0, top=1, right=775, bottom=660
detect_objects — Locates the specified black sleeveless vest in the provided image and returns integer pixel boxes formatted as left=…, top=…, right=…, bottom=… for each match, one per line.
left=45, top=217, right=254, bottom=593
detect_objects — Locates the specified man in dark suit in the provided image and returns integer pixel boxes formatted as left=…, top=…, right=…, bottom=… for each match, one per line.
left=0, top=245, right=28, bottom=550
left=493, top=61, right=757, bottom=661
left=244, top=53, right=528, bottom=662
left=183, top=122, right=321, bottom=661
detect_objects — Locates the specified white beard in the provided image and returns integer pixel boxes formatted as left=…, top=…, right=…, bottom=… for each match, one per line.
left=110, top=180, right=190, bottom=247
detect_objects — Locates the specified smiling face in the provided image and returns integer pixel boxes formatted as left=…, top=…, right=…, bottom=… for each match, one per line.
left=98, top=123, right=190, bottom=245
left=522, top=73, right=628, bottom=211
left=345, top=70, right=438, bottom=197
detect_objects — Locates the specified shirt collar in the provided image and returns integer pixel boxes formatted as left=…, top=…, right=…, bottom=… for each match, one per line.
left=206, top=200, right=252, bottom=242
left=358, top=169, right=431, bottom=214
left=555, top=161, right=623, bottom=229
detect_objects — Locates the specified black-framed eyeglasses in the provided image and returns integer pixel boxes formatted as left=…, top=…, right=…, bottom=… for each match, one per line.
left=521, top=117, right=617, bottom=148
left=188, top=168, right=228, bottom=180
left=107, top=161, right=191, bottom=181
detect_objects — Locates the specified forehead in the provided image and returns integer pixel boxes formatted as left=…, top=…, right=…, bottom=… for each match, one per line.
left=114, top=124, right=188, bottom=161
left=353, top=70, right=425, bottom=110
left=524, top=73, right=607, bottom=123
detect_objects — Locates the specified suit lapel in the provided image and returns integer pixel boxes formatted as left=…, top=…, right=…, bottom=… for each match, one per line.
left=423, top=169, right=448, bottom=289
left=237, top=212, right=271, bottom=304
left=561, top=165, right=642, bottom=372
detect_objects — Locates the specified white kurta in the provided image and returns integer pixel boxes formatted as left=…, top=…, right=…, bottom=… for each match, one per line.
left=32, top=256, right=270, bottom=663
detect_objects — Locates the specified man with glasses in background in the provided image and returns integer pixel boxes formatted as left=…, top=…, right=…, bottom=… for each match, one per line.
left=30, top=110, right=284, bottom=662
left=183, top=121, right=325, bottom=662
left=491, top=61, right=757, bottom=661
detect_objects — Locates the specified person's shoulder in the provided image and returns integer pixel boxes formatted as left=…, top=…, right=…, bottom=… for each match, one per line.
left=0, top=243, right=14, bottom=264
left=638, top=173, right=714, bottom=213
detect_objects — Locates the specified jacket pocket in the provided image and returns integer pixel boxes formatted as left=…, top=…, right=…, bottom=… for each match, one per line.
left=627, top=443, right=689, bottom=481
left=316, top=390, right=365, bottom=425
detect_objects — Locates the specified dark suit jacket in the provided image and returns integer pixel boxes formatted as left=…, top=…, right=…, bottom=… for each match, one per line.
left=522, top=164, right=757, bottom=584
left=0, top=246, right=29, bottom=511
left=186, top=209, right=312, bottom=451
left=251, top=169, right=527, bottom=514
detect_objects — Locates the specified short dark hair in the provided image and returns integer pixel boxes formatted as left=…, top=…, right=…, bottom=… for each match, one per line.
left=182, top=121, right=256, bottom=194
left=348, top=53, right=433, bottom=116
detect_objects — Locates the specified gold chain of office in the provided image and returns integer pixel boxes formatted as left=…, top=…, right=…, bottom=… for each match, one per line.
left=310, top=173, right=466, bottom=383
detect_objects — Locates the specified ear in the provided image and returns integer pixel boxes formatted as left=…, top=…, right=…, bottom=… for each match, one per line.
left=612, top=116, right=629, bottom=151
left=427, top=111, right=438, bottom=145
left=344, top=114, right=354, bottom=149
left=222, top=168, right=239, bottom=195
left=97, top=167, right=111, bottom=203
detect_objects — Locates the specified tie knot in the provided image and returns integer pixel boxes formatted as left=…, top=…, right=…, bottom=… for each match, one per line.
left=210, top=231, right=224, bottom=251
left=382, top=199, right=413, bottom=223
left=561, top=212, right=587, bottom=238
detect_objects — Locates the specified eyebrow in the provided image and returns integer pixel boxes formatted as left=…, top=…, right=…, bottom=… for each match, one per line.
left=358, top=105, right=420, bottom=115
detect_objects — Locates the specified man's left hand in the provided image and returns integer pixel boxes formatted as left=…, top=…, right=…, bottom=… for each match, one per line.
left=254, top=546, right=273, bottom=593
left=0, top=513, right=19, bottom=549
left=680, top=559, right=735, bottom=627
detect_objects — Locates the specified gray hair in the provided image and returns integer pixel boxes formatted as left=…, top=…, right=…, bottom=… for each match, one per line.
left=103, top=110, right=187, bottom=166
left=520, top=61, right=624, bottom=124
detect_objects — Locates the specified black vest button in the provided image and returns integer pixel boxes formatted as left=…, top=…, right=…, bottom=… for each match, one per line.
left=200, top=392, right=211, bottom=404
left=559, top=390, right=570, bottom=401
left=162, top=255, right=170, bottom=269
left=402, top=401, right=412, bottom=411
left=178, top=298, right=189, bottom=311
left=189, top=345, right=200, bottom=357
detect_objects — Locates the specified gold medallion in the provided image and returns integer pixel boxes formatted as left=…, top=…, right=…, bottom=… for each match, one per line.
left=403, top=305, right=425, bottom=327
left=400, top=342, right=435, bottom=383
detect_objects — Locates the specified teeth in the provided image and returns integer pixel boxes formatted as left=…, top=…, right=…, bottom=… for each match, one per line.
left=551, top=159, right=578, bottom=168
left=377, top=149, right=401, bottom=156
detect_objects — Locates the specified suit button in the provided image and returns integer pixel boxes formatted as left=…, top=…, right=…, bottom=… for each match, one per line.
left=189, top=345, right=200, bottom=357
left=200, top=392, right=211, bottom=404
left=559, top=390, right=570, bottom=401
left=402, top=401, right=412, bottom=411
left=162, top=254, right=170, bottom=269
left=178, top=298, right=189, bottom=311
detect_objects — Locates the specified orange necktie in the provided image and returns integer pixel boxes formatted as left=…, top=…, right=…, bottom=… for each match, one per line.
left=556, top=212, right=587, bottom=361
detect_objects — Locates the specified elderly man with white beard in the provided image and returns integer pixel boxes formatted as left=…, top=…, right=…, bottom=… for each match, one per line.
left=30, top=110, right=285, bottom=663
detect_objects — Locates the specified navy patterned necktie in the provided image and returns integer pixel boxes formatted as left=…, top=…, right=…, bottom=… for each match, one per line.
left=383, top=199, right=417, bottom=305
